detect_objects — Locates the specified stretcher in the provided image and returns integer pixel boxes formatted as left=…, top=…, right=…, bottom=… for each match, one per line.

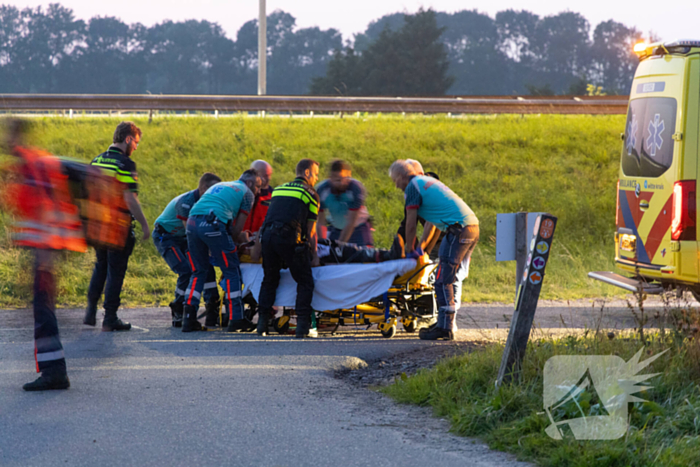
left=239, top=255, right=438, bottom=338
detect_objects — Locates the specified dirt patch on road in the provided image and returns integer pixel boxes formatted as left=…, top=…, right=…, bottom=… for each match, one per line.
left=335, top=341, right=486, bottom=388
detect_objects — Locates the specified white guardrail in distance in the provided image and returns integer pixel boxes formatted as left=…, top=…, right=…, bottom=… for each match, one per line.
left=0, top=94, right=629, bottom=115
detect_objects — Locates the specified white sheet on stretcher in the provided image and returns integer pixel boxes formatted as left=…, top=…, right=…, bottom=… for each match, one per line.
left=240, top=259, right=417, bottom=311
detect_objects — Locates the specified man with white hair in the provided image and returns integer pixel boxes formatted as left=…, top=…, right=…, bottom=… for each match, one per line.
left=243, top=160, right=273, bottom=236
left=389, top=159, right=479, bottom=341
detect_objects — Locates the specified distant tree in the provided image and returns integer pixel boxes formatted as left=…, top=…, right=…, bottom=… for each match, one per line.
left=141, top=20, right=234, bottom=94
left=232, top=10, right=341, bottom=95
left=312, top=9, right=452, bottom=96
left=0, top=4, right=645, bottom=97
left=494, top=9, right=539, bottom=94
left=567, top=76, right=588, bottom=95
left=525, top=83, right=554, bottom=96
left=4, top=4, right=86, bottom=92
left=590, top=20, right=642, bottom=94
left=352, top=13, right=404, bottom=52
left=309, top=47, right=362, bottom=95
left=64, top=16, right=131, bottom=93
left=436, top=10, right=508, bottom=95
left=0, top=5, right=24, bottom=92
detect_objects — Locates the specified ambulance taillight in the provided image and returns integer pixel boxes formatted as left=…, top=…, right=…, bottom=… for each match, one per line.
left=671, top=180, right=697, bottom=241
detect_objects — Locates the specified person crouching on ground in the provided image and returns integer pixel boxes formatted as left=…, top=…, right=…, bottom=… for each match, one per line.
left=182, top=170, right=261, bottom=332
left=153, top=173, right=222, bottom=328
left=389, top=159, right=479, bottom=341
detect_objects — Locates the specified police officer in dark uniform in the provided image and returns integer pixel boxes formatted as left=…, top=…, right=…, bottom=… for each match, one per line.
left=84, top=122, right=150, bottom=331
left=257, top=159, right=321, bottom=338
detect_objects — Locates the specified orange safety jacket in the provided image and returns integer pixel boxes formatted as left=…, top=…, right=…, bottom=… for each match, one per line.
left=242, top=187, right=272, bottom=234
left=81, top=164, right=132, bottom=250
left=8, top=146, right=87, bottom=252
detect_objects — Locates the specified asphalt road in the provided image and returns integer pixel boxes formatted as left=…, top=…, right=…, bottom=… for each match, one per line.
left=0, top=306, right=531, bottom=467
left=0, top=295, right=679, bottom=466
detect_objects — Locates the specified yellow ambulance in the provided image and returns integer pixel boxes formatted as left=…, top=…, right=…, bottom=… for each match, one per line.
left=589, top=40, right=700, bottom=298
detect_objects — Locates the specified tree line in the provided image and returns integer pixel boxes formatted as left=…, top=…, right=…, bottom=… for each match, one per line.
left=0, top=3, right=644, bottom=96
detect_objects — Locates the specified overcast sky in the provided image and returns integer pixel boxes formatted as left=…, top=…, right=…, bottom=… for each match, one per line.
left=5, top=0, right=697, bottom=43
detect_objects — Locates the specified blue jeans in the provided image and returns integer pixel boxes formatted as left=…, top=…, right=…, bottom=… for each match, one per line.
left=152, top=229, right=219, bottom=305
left=434, top=225, right=479, bottom=328
left=328, top=222, right=373, bottom=246
left=185, top=215, right=243, bottom=320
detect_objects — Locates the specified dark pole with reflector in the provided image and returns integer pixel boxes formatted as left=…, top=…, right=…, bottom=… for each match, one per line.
left=497, top=213, right=557, bottom=387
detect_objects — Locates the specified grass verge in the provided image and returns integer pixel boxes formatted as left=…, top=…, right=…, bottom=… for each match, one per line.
left=383, top=328, right=700, bottom=466
left=1, top=114, right=626, bottom=307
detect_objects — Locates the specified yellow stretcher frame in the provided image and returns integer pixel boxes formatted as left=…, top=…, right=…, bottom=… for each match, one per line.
left=269, top=255, right=438, bottom=338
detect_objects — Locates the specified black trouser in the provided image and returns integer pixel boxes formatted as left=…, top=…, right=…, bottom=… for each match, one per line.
left=258, top=230, right=314, bottom=319
left=87, top=229, right=135, bottom=316
left=33, top=249, right=66, bottom=376
left=319, top=239, right=392, bottom=265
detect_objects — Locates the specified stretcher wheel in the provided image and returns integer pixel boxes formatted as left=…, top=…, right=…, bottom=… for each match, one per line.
left=273, top=316, right=290, bottom=334
left=380, top=325, right=397, bottom=338
left=402, top=317, right=417, bottom=333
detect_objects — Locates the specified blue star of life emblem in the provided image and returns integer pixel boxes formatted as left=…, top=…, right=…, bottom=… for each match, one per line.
left=626, top=115, right=638, bottom=155
left=646, top=113, right=665, bottom=157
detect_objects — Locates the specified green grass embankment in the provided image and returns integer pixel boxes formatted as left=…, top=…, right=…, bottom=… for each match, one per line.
left=0, top=114, right=626, bottom=308
left=384, top=331, right=700, bottom=466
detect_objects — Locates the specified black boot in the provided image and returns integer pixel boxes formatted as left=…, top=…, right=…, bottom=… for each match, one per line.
left=226, top=319, right=255, bottom=333
left=23, top=373, right=70, bottom=391
left=257, top=310, right=270, bottom=336
left=419, top=312, right=455, bottom=341
left=170, top=301, right=183, bottom=328
left=182, top=305, right=204, bottom=332
left=83, top=302, right=98, bottom=326
left=295, top=314, right=315, bottom=338
left=204, top=300, right=221, bottom=327
left=102, top=312, right=131, bottom=332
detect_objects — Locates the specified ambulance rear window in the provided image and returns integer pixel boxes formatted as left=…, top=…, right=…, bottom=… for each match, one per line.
left=620, top=97, right=677, bottom=178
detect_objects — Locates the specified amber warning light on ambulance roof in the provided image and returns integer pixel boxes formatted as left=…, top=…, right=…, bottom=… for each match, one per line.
left=633, top=42, right=647, bottom=54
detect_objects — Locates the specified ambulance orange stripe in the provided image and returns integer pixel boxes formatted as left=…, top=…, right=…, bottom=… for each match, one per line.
left=643, top=196, right=673, bottom=261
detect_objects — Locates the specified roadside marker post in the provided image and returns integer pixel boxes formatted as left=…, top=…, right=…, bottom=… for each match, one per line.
left=495, top=213, right=557, bottom=387
left=496, top=212, right=544, bottom=299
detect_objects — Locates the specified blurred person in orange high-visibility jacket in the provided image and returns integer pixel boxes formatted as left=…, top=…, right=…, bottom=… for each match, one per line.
left=3, top=118, right=86, bottom=391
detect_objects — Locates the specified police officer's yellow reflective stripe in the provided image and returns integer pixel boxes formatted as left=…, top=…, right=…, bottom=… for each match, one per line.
left=91, top=163, right=137, bottom=184
left=272, top=186, right=319, bottom=214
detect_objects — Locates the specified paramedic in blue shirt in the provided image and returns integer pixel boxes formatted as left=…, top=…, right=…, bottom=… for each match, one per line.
left=316, top=160, right=373, bottom=246
left=153, top=172, right=222, bottom=328
left=182, top=170, right=261, bottom=333
left=389, top=159, right=479, bottom=341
